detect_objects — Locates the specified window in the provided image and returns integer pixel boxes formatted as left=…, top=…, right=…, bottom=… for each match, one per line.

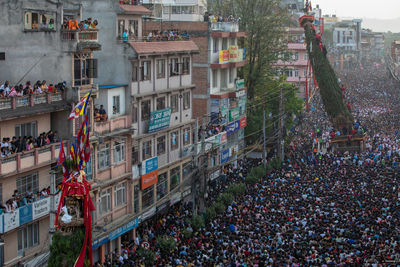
left=0, top=52, right=5, bottom=61
left=212, top=69, right=218, bottom=88
left=98, top=144, right=110, bottom=170
left=113, top=141, right=125, bottom=163
left=132, top=62, right=138, bottom=82
left=133, top=185, right=139, bottom=214
left=17, top=173, right=39, bottom=195
left=157, top=59, right=165, bottom=78
left=156, top=97, right=165, bottom=110
left=183, top=92, right=190, bottom=110
left=295, top=69, right=299, bottom=77
left=15, top=122, right=37, bottom=138
left=337, top=31, right=340, bottom=43
left=294, top=52, right=299, bottom=61
left=18, top=223, right=39, bottom=252
left=114, top=183, right=126, bottom=207
left=183, top=128, right=190, bottom=146
left=222, top=38, right=228, bottom=50
left=74, top=53, right=97, bottom=86
left=100, top=188, right=111, bottom=214
left=170, top=166, right=180, bottom=191
left=141, top=61, right=151, bottom=81
left=182, top=57, right=190, bottom=75
left=182, top=161, right=192, bottom=179
left=132, top=104, right=138, bottom=123
left=129, top=20, right=138, bottom=37
left=213, top=38, right=219, bottom=53
left=157, top=136, right=166, bottom=156
left=118, top=20, right=125, bottom=37
left=157, top=173, right=168, bottom=200
left=221, top=69, right=228, bottom=89
left=170, top=58, right=179, bottom=76
left=84, top=154, right=93, bottom=181
left=141, top=100, right=151, bottom=121
left=229, top=68, right=234, bottom=84
left=230, top=37, right=236, bottom=46
left=304, top=53, right=308, bottom=61
left=285, top=69, right=293, bottom=77
left=171, top=95, right=178, bottom=113
left=113, top=95, right=120, bottom=115
left=132, top=142, right=139, bottom=165
left=171, top=131, right=179, bottom=151
left=142, top=185, right=154, bottom=209
left=142, top=140, right=152, bottom=160
left=24, top=11, right=54, bottom=31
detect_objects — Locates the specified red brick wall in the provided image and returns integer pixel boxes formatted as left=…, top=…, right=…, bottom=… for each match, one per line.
left=193, top=98, right=208, bottom=123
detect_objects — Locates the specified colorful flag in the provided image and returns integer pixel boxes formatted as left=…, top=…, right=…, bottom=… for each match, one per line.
left=57, top=138, right=66, bottom=166
left=68, top=91, right=92, bottom=120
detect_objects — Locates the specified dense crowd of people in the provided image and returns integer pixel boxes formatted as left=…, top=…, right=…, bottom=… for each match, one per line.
left=0, top=131, right=58, bottom=158
left=96, top=64, right=399, bottom=266
left=62, top=17, right=98, bottom=30
left=0, top=80, right=65, bottom=98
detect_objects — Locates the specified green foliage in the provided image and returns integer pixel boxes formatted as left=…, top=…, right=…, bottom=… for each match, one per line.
left=190, top=214, right=205, bottom=232
left=205, top=206, right=217, bottom=222
left=57, top=158, right=75, bottom=177
left=49, top=229, right=88, bottom=267
left=156, top=235, right=176, bottom=256
left=217, top=192, right=234, bottom=206
left=246, top=165, right=266, bottom=185
left=137, top=247, right=156, bottom=267
left=183, top=228, right=192, bottom=239
left=227, top=183, right=246, bottom=196
left=214, top=201, right=226, bottom=214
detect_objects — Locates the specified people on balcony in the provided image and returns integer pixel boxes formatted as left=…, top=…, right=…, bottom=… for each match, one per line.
left=63, top=17, right=99, bottom=31
left=95, top=105, right=108, bottom=122
left=0, top=187, right=52, bottom=214
left=144, top=30, right=190, bottom=42
left=0, top=80, right=65, bottom=98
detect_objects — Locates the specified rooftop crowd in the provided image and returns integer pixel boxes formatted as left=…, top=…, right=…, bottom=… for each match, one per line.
left=0, top=80, right=65, bottom=98
left=98, top=64, right=400, bottom=266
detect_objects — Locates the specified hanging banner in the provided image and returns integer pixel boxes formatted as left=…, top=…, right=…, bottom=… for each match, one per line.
left=227, top=120, right=240, bottom=135
left=219, top=50, right=229, bottom=63
left=33, top=198, right=50, bottom=220
left=220, top=132, right=227, bottom=144
left=240, top=116, right=247, bottom=129
left=229, top=45, right=239, bottom=62
left=142, top=156, right=158, bottom=175
left=229, top=108, right=240, bottom=122
left=148, top=108, right=171, bottom=133
left=4, top=210, right=19, bottom=232
left=235, top=79, right=245, bottom=90
left=19, top=204, right=33, bottom=226
left=221, top=149, right=230, bottom=164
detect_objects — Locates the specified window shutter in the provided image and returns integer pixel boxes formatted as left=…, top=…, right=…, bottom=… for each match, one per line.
left=88, top=58, right=98, bottom=78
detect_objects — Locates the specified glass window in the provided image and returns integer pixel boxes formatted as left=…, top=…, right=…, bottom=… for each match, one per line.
left=170, top=58, right=179, bottom=76
left=73, top=53, right=93, bottom=86
left=170, top=166, right=180, bottom=191
left=304, top=53, right=308, bottom=61
left=294, top=52, right=299, bottom=61
left=156, top=172, right=168, bottom=200
left=141, top=61, right=151, bottom=81
left=142, top=140, right=152, bottom=160
left=129, top=20, right=138, bottom=37
left=84, top=154, right=93, bottom=181
left=295, top=69, right=299, bottom=77
left=157, top=59, right=165, bottom=79
left=182, top=161, right=192, bottom=179
left=18, top=223, right=39, bottom=252
left=97, top=144, right=110, bottom=170
left=113, top=95, right=120, bottom=115
left=142, top=185, right=154, bottom=210
left=114, top=183, right=126, bottom=207
left=17, top=173, right=39, bottom=195
left=15, top=122, right=37, bottom=138
left=156, top=97, right=165, bottom=110
left=229, top=68, right=234, bottom=84
left=212, top=70, right=218, bottom=88
left=183, top=92, right=190, bottom=110
left=118, top=20, right=125, bottom=37
left=132, top=142, right=139, bottom=165
left=171, top=95, right=178, bottom=113
left=170, top=131, right=179, bottom=151
left=213, top=38, right=219, bottom=53
left=132, top=61, right=138, bottom=82
left=24, top=11, right=54, bottom=31
left=113, top=141, right=125, bottom=163
left=133, top=184, right=139, bottom=214
left=182, top=57, right=190, bottom=75
left=183, top=128, right=190, bottom=146
left=141, top=100, right=151, bottom=121
left=222, top=38, right=228, bottom=50
left=101, top=188, right=111, bottom=214
left=157, top=136, right=166, bottom=156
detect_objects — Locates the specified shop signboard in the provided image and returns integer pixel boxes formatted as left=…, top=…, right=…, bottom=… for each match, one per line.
left=237, top=49, right=244, bottom=61
left=92, top=236, right=109, bottom=250
left=148, top=108, right=171, bottom=133
left=229, top=45, right=239, bottom=62
left=4, top=210, right=19, bottom=232
left=235, top=79, right=245, bottom=90
left=229, top=108, right=240, bottom=122
left=220, top=132, right=227, bottom=144
left=219, top=50, right=230, bottom=63
left=240, top=116, right=247, bottom=129
left=221, top=149, right=230, bottom=164
left=141, top=170, right=158, bottom=190
left=109, top=217, right=140, bottom=241
left=227, top=120, right=240, bottom=136
left=205, top=136, right=214, bottom=152
left=141, top=206, right=156, bottom=221
left=32, top=197, right=50, bottom=220
left=142, top=157, right=158, bottom=175
left=19, top=204, right=32, bottom=226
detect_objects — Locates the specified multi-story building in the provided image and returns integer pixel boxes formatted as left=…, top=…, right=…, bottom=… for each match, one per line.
left=143, top=20, right=248, bottom=181
left=0, top=0, right=101, bottom=265
left=361, top=30, right=385, bottom=63
left=142, top=0, right=207, bottom=21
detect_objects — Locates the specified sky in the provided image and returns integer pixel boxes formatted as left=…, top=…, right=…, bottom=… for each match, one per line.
left=313, top=0, right=400, bottom=32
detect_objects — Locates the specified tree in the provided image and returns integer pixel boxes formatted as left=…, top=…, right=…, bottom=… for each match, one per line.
left=156, top=236, right=176, bottom=256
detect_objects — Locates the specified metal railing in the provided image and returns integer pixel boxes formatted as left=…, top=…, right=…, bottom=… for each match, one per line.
left=61, top=29, right=99, bottom=42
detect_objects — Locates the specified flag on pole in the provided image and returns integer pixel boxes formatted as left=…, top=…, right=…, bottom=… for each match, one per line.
left=68, top=91, right=92, bottom=120
left=57, top=138, right=66, bottom=166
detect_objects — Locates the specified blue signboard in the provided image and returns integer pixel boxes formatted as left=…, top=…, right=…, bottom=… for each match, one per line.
left=227, top=120, right=240, bottom=136
left=143, top=156, right=158, bottom=175
left=19, top=204, right=32, bottom=226
left=109, top=217, right=140, bottom=241
left=220, top=149, right=230, bottom=164
left=148, top=108, right=171, bottom=133
left=92, top=236, right=110, bottom=250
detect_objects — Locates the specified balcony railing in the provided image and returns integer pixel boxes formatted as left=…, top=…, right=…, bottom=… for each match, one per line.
left=61, top=29, right=99, bottom=42
left=0, top=92, right=64, bottom=111
left=0, top=142, right=64, bottom=177
left=94, top=115, right=131, bottom=135
left=210, top=22, right=239, bottom=33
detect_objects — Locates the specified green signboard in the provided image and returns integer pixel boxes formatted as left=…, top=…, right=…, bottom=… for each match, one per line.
left=235, top=79, right=245, bottom=90
left=148, top=108, right=171, bottom=133
left=229, top=107, right=240, bottom=122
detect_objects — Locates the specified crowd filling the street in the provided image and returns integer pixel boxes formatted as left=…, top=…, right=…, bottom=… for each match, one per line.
left=97, top=65, right=400, bottom=266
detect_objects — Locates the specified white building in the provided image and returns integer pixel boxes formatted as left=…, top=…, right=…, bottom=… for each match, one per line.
left=142, top=0, right=207, bottom=21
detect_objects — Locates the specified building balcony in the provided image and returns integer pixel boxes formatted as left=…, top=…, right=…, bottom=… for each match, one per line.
left=94, top=115, right=132, bottom=136
left=0, top=92, right=69, bottom=120
left=61, top=29, right=101, bottom=51
left=210, top=48, right=248, bottom=69
left=0, top=142, right=64, bottom=177
left=210, top=22, right=247, bottom=37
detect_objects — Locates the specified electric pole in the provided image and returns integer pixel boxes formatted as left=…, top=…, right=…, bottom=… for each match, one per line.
left=263, top=109, right=267, bottom=169
left=278, top=86, right=285, bottom=162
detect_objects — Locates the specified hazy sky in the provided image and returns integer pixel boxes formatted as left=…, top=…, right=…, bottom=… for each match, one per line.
left=313, top=0, right=400, bottom=20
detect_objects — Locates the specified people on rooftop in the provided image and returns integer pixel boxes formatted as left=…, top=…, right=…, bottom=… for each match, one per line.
left=0, top=80, right=65, bottom=98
